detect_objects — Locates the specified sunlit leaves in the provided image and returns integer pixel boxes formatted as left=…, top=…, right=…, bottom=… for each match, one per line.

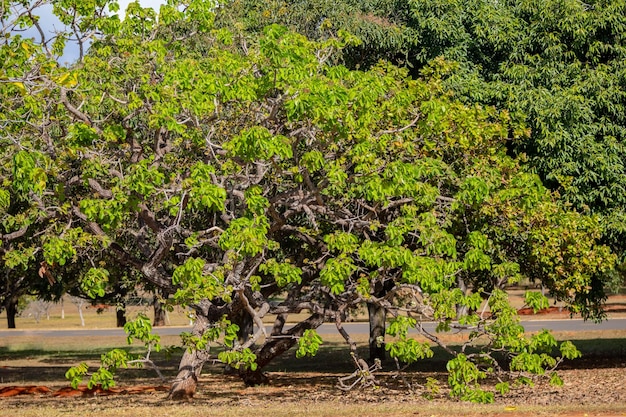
left=123, top=157, right=165, bottom=198
left=296, top=329, right=323, bottom=358
left=218, top=216, right=269, bottom=257
left=0, top=189, right=10, bottom=210
left=80, top=267, right=110, bottom=298
left=559, top=340, right=581, bottom=360
left=43, top=229, right=84, bottom=266
left=12, top=151, right=47, bottom=195
left=124, top=313, right=161, bottom=351
left=225, top=126, right=292, bottom=162
left=218, top=348, right=258, bottom=371
left=387, top=338, right=433, bottom=364
left=324, top=232, right=360, bottom=254
left=524, top=291, right=549, bottom=313
left=300, top=150, right=325, bottom=173
left=67, top=123, right=99, bottom=148
left=320, top=255, right=357, bottom=295
left=259, top=258, right=302, bottom=288
left=186, top=162, right=227, bottom=212
left=79, top=198, right=126, bottom=232
left=447, top=354, right=494, bottom=403
left=3, top=247, right=36, bottom=269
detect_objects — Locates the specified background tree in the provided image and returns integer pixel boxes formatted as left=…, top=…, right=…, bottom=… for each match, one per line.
left=1, top=0, right=616, bottom=403
left=216, top=0, right=626, bottom=305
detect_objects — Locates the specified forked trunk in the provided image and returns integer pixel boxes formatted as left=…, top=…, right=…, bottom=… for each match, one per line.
left=238, top=313, right=325, bottom=385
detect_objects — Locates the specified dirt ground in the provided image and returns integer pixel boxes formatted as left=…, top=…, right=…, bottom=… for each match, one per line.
left=1, top=294, right=625, bottom=416
left=1, top=365, right=625, bottom=416
left=1, top=336, right=625, bottom=417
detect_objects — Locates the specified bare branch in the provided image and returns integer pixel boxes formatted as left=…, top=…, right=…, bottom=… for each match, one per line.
left=60, top=87, right=102, bottom=134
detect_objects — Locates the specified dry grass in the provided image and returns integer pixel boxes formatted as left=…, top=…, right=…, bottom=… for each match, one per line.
left=4, top=398, right=626, bottom=417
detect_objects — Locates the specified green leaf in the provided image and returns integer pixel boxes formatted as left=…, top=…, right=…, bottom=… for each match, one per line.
left=524, top=291, right=550, bottom=313
left=259, top=258, right=302, bottom=288
left=80, top=267, right=110, bottom=299
left=320, top=255, right=357, bottom=295
left=296, top=329, right=323, bottom=358
left=559, top=341, right=582, bottom=360
left=495, top=382, right=510, bottom=395
left=225, top=126, right=292, bottom=161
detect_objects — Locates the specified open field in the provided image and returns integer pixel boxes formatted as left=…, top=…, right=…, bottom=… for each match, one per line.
left=3, top=290, right=626, bottom=331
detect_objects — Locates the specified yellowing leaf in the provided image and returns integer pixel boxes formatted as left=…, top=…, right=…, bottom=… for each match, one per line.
left=11, top=82, right=26, bottom=94
left=56, top=72, right=78, bottom=88
left=21, top=41, right=32, bottom=54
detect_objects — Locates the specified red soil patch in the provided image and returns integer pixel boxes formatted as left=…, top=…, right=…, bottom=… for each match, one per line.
left=518, top=306, right=566, bottom=315
left=0, top=385, right=167, bottom=398
left=0, top=385, right=51, bottom=397
left=518, top=294, right=626, bottom=316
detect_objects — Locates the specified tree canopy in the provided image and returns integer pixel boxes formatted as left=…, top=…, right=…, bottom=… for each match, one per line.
left=0, top=0, right=618, bottom=403
left=218, top=0, right=626, bottom=291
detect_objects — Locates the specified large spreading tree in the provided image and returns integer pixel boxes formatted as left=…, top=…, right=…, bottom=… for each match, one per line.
left=0, top=0, right=616, bottom=402
left=216, top=0, right=626, bottom=303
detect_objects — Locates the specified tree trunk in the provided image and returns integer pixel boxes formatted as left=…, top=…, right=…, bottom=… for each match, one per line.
left=5, top=296, right=18, bottom=329
left=116, top=306, right=127, bottom=328
left=456, top=276, right=469, bottom=318
left=239, top=313, right=325, bottom=386
left=368, top=302, right=386, bottom=363
left=168, top=345, right=209, bottom=400
left=232, top=308, right=253, bottom=345
left=153, top=290, right=167, bottom=327
left=168, top=307, right=212, bottom=400
left=224, top=309, right=254, bottom=375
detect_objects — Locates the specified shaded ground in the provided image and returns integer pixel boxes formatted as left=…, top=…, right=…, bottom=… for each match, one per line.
left=0, top=366, right=625, bottom=416
left=1, top=294, right=625, bottom=416
left=1, top=334, right=625, bottom=417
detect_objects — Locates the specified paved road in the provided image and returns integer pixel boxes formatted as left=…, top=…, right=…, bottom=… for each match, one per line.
left=1, top=318, right=624, bottom=338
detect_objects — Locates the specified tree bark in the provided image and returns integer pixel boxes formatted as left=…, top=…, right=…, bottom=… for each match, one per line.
left=368, top=302, right=386, bottom=363
left=168, top=312, right=211, bottom=400
left=231, top=308, right=253, bottom=345
left=456, top=276, right=469, bottom=318
left=153, top=291, right=167, bottom=327
left=238, top=313, right=325, bottom=386
left=5, top=296, right=18, bottom=329
left=116, top=306, right=127, bottom=328
left=168, top=298, right=229, bottom=400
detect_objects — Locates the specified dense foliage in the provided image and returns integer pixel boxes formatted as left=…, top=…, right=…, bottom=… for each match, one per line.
left=220, top=0, right=626, bottom=298
left=0, top=0, right=618, bottom=403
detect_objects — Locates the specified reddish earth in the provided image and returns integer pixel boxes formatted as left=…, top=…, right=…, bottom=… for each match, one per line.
left=0, top=384, right=168, bottom=397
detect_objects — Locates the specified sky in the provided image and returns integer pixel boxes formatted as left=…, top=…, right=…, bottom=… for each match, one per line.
left=20, top=0, right=167, bottom=63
